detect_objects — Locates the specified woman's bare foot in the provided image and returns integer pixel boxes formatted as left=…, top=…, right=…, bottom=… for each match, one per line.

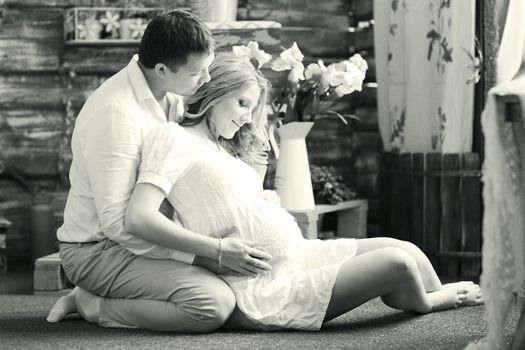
left=443, top=281, right=474, bottom=290
left=459, top=284, right=483, bottom=306
left=46, top=287, right=79, bottom=323
left=74, top=287, right=101, bottom=324
left=428, top=287, right=468, bottom=312
left=443, top=281, right=483, bottom=306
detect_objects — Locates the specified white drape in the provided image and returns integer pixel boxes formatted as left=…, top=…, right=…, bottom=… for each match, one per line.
left=374, top=0, right=476, bottom=153
left=496, top=0, right=525, bottom=84
left=466, top=0, right=525, bottom=349
left=465, top=75, right=525, bottom=350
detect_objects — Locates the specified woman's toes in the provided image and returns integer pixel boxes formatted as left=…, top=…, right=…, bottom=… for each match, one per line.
left=444, top=281, right=474, bottom=290
left=458, top=285, right=484, bottom=306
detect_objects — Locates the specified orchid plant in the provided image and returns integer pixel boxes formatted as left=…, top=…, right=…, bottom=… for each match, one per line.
left=233, top=41, right=368, bottom=124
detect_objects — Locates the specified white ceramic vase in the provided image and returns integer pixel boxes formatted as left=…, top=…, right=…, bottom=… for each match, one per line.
left=269, top=121, right=315, bottom=211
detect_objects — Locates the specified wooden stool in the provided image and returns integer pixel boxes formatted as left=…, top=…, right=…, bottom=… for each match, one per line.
left=33, top=252, right=68, bottom=293
left=288, top=199, right=368, bottom=239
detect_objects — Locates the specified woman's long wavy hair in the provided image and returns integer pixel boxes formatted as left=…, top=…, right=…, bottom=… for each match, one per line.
left=180, top=52, right=271, bottom=165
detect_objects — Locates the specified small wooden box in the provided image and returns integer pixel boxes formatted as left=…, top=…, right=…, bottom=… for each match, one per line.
left=0, top=218, right=11, bottom=273
left=34, top=252, right=67, bottom=291
left=288, top=200, right=368, bottom=240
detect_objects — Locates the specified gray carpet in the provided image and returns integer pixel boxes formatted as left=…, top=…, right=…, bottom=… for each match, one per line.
left=0, top=295, right=518, bottom=350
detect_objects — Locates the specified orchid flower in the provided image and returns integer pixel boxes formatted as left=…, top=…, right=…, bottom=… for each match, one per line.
left=305, top=60, right=331, bottom=92
left=349, top=53, right=368, bottom=74
left=334, top=65, right=366, bottom=97
left=232, top=41, right=272, bottom=68
left=267, top=41, right=367, bottom=123
left=271, top=42, right=305, bottom=83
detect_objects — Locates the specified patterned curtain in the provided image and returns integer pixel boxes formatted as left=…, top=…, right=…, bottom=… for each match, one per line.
left=374, top=0, right=477, bottom=153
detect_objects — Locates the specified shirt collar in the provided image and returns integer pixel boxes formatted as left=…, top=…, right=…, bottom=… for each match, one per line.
left=126, top=54, right=157, bottom=102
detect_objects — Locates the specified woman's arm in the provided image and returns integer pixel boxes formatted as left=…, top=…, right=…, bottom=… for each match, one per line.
left=125, top=183, right=272, bottom=274
left=126, top=183, right=218, bottom=258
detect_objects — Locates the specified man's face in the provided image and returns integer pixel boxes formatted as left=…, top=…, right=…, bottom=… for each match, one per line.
left=164, top=52, right=214, bottom=96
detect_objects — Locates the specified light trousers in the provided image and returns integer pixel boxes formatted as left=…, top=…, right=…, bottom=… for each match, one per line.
left=59, top=239, right=236, bottom=332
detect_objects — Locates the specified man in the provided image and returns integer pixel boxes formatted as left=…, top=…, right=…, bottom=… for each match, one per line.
left=46, top=10, right=235, bottom=332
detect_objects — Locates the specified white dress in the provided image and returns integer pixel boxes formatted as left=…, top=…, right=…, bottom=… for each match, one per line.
left=137, top=123, right=357, bottom=331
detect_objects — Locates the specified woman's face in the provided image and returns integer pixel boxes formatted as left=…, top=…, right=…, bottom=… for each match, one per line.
left=208, top=82, right=261, bottom=139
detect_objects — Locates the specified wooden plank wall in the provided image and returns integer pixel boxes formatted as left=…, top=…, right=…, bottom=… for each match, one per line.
left=1, top=0, right=68, bottom=262
left=379, top=152, right=482, bottom=277
left=242, top=0, right=382, bottom=235
left=0, top=0, right=381, bottom=262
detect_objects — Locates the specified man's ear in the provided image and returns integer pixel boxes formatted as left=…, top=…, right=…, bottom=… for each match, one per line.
left=154, top=63, right=168, bottom=77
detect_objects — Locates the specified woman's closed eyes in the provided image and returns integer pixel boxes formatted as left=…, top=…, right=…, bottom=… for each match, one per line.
left=238, top=99, right=250, bottom=108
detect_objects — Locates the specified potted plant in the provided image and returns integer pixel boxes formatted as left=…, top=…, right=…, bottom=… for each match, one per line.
left=232, top=41, right=368, bottom=209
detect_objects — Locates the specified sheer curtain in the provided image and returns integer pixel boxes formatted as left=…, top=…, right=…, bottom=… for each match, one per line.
left=466, top=0, right=525, bottom=348
left=374, top=0, right=476, bottom=153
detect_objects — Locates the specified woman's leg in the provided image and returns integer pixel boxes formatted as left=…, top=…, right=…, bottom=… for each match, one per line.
left=355, top=237, right=459, bottom=292
left=323, top=247, right=468, bottom=322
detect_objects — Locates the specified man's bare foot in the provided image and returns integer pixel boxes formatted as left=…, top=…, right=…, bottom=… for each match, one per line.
left=428, top=287, right=468, bottom=312
left=74, top=287, right=101, bottom=324
left=47, top=287, right=79, bottom=323
left=459, top=284, right=483, bottom=306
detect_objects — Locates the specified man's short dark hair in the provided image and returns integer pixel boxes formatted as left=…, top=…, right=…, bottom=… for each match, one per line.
left=139, top=9, right=214, bottom=71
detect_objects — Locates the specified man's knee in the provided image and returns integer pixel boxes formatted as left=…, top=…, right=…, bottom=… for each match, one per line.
left=204, top=283, right=236, bottom=327
left=179, top=280, right=236, bottom=332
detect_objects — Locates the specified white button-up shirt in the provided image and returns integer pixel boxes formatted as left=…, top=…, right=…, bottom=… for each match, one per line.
left=57, top=55, right=194, bottom=264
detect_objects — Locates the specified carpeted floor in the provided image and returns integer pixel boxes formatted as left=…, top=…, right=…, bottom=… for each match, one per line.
left=0, top=294, right=519, bottom=350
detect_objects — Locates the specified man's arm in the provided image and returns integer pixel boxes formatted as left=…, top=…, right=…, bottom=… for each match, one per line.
left=80, top=105, right=194, bottom=263
left=193, top=255, right=237, bottom=274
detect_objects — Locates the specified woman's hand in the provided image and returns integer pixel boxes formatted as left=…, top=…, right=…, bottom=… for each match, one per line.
left=260, top=190, right=281, bottom=206
left=220, top=237, right=273, bottom=276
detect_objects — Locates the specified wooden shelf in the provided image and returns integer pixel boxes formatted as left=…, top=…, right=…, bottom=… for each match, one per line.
left=207, top=20, right=281, bottom=30
left=65, top=39, right=138, bottom=46
left=63, top=5, right=282, bottom=47
left=288, top=200, right=368, bottom=240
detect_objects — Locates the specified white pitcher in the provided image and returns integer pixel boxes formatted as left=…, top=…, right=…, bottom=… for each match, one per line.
left=269, top=120, right=315, bottom=210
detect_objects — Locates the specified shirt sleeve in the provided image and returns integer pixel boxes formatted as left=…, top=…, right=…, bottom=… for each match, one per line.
left=137, top=123, right=194, bottom=195
left=80, top=106, right=194, bottom=264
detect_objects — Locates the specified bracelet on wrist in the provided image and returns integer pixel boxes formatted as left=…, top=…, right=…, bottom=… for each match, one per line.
left=217, top=237, right=223, bottom=268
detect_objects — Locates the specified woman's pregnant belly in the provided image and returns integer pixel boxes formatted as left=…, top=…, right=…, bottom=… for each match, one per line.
left=241, top=198, right=304, bottom=266
left=178, top=195, right=305, bottom=266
